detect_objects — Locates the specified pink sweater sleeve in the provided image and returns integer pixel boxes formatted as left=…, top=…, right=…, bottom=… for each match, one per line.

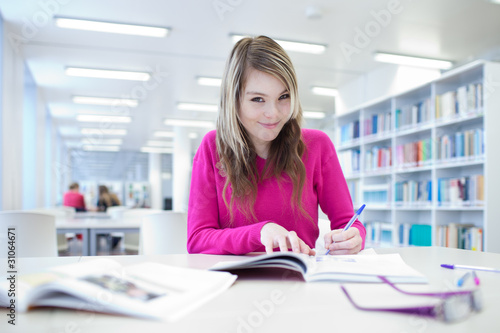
left=187, top=133, right=267, bottom=254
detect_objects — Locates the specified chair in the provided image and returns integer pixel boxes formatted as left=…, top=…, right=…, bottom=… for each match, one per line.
left=0, top=211, right=57, bottom=257
left=28, top=207, right=77, bottom=254
left=140, top=212, right=188, bottom=255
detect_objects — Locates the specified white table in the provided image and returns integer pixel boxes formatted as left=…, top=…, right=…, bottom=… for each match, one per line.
left=1, top=247, right=500, bottom=332
left=56, top=218, right=142, bottom=256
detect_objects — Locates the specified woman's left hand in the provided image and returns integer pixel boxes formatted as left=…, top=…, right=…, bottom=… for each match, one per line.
left=324, top=227, right=362, bottom=255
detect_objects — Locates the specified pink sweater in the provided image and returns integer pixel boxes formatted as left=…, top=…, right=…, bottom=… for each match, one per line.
left=187, top=129, right=366, bottom=254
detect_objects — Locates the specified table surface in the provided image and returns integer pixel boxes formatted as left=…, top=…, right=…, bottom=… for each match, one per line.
left=2, top=247, right=500, bottom=332
left=56, top=217, right=142, bottom=229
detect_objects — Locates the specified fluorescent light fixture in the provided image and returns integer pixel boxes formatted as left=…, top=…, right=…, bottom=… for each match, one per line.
left=76, top=115, right=132, bottom=123
left=230, top=34, right=326, bottom=54
left=164, top=119, right=215, bottom=128
left=197, top=77, right=222, bottom=87
left=373, top=52, right=453, bottom=70
left=140, top=147, right=173, bottom=154
left=489, top=0, right=500, bottom=4
left=81, top=128, right=127, bottom=136
left=82, top=145, right=121, bottom=152
left=189, top=132, right=199, bottom=139
left=177, top=103, right=218, bottom=112
left=66, top=67, right=150, bottom=81
left=73, top=96, right=139, bottom=107
left=55, top=17, right=169, bottom=37
left=311, top=86, right=338, bottom=97
left=146, top=140, right=174, bottom=147
left=81, top=138, right=123, bottom=145
left=303, top=111, right=326, bottom=119
left=153, top=131, right=175, bottom=138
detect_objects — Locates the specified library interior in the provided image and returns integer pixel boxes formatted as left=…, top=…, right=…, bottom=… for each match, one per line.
left=1, top=1, right=500, bottom=332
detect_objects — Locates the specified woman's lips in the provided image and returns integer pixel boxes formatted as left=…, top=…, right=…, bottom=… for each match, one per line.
left=259, top=121, right=279, bottom=129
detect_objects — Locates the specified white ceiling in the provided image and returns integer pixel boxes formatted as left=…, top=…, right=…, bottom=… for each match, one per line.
left=1, top=0, right=500, bottom=156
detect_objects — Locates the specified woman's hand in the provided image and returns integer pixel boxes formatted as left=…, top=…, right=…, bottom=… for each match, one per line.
left=324, top=227, right=362, bottom=255
left=260, top=223, right=315, bottom=255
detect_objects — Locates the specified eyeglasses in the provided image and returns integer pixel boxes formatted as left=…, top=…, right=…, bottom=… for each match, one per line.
left=341, top=275, right=482, bottom=323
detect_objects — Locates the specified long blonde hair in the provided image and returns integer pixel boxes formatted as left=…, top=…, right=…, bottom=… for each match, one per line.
left=216, top=35, right=308, bottom=223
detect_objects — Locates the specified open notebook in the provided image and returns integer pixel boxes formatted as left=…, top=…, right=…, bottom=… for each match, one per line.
left=210, top=250, right=427, bottom=284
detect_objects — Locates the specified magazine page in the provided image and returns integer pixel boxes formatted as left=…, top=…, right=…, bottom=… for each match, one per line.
left=2, top=259, right=236, bottom=322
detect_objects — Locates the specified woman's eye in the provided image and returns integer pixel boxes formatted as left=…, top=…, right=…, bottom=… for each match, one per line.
left=251, top=97, right=264, bottom=102
left=279, top=93, right=290, bottom=100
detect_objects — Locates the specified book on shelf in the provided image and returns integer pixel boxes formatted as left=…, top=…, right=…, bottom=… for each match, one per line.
left=398, top=224, right=432, bottom=247
left=437, top=174, right=484, bottom=206
left=0, top=259, right=236, bottom=321
left=339, top=120, right=360, bottom=144
left=395, top=180, right=432, bottom=205
left=365, top=221, right=393, bottom=247
left=363, top=111, right=392, bottom=136
left=338, top=149, right=360, bottom=174
left=436, top=83, right=483, bottom=120
left=395, top=98, right=432, bottom=130
left=436, top=128, right=484, bottom=161
left=395, top=139, right=432, bottom=168
left=436, top=223, right=483, bottom=251
left=210, top=251, right=426, bottom=284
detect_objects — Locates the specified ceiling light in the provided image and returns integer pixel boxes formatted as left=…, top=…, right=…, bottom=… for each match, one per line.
left=230, top=34, right=326, bottom=54
left=140, top=147, right=173, bottom=154
left=76, top=115, right=132, bottom=123
left=81, top=138, right=123, bottom=145
left=153, top=131, right=175, bottom=138
left=164, top=119, right=215, bottom=128
left=197, top=77, right=222, bottom=87
left=146, top=140, right=174, bottom=147
left=81, top=128, right=127, bottom=136
left=73, top=96, right=139, bottom=107
left=189, top=132, right=199, bottom=139
left=311, top=86, right=338, bottom=97
left=303, top=111, right=326, bottom=119
left=177, top=103, right=218, bottom=112
left=55, top=17, right=169, bottom=37
left=66, top=67, right=150, bottom=81
left=82, top=145, right=121, bottom=152
left=489, top=0, right=500, bottom=4
left=373, top=52, right=453, bottom=70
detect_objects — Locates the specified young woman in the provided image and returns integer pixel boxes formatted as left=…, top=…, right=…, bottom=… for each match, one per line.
left=187, top=35, right=365, bottom=255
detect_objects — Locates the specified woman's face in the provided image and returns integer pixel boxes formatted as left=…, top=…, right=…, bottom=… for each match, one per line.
left=238, top=68, right=291, bottom=158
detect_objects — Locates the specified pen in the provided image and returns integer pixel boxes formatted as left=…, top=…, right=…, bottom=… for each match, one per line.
left=441, top=263, right=500, bottom=274
left=325, top=204, right=366, bottom=255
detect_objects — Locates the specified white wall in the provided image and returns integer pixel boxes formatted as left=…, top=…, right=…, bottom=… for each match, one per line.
left=1, top=28, right=24, bottom=210
left=336, top=64, right=441, bottom=115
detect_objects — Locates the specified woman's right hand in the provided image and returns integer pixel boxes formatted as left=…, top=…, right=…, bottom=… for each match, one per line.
left=260, top=223, right=315, bottom=255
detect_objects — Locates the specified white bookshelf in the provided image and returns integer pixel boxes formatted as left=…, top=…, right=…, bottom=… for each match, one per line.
left=335, top=60, right=500, bottom=253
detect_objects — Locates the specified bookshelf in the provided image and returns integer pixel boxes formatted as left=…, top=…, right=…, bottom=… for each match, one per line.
left=335, top=60, right=500, bottom=253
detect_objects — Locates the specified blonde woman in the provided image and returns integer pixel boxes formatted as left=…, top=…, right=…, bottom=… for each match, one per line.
left=187, top=36, right=365, bottom=255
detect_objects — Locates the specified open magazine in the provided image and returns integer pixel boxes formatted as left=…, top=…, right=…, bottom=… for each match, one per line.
left=0, top=259, right=236, bottom=321
left=210, top=252, right=427, bottom=284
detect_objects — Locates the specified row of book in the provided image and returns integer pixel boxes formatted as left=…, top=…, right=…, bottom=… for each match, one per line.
left=395, top=98, right=432, bottom=130
left=338, top=149, right=360, bottom=174
left=365, top=146, right=392, bottom=171
left=435, top=83, right=483, bottom=120
left=338, top=120, right=360, bottom=144
left=395, top=180, right=432, bottom=205
left=435, top=128, right=484, bottom=161
left=363, top=112, right=392, bottom=136
left=395, top=139, right=433, bottom=168
left=366, top=222, right=483, bottom=251
left=435, top=223, right=483, bottom=251
left=437, top=175, right=484, bottom=206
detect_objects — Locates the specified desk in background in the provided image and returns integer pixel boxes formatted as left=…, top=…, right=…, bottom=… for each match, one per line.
left=1, top=247, right=499, bottom=332
left=56, top=217, right=141, bottom=256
